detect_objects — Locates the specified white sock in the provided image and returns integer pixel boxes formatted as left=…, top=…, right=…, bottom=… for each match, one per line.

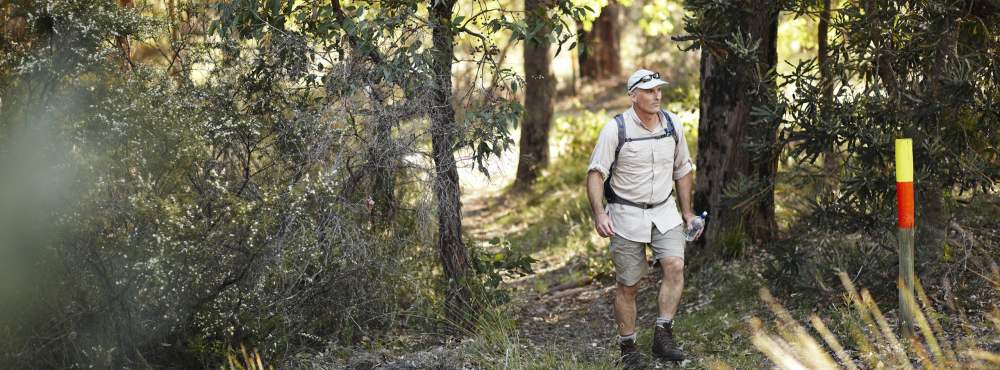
left=656, top=317, right=672, bottom=327
left=619, top=332, right=637, bottom=342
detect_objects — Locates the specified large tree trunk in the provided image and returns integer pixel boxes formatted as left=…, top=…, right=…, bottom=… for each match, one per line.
left=429, top=0, right=473, bottom=326
left=513, top=0, right=555, bottom=190
left=579, top=0, right=621, bottom=80
left=693, top=3, right=780, bottom=258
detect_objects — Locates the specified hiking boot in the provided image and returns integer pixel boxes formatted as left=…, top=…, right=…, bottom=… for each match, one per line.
left=652, top=321, right=684, bottom=361
left=619, top=338, right=643, bottom=370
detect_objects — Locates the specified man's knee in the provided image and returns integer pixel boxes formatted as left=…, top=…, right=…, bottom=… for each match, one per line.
left=659, top=257, right=684, bottom=275
left=616, top=282, right=639, bottom=298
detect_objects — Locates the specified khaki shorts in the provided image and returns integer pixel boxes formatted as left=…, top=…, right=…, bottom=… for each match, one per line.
left=610, top=224, right=686, bottom=286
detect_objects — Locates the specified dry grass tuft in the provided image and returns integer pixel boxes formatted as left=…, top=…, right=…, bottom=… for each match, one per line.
left=749, top=269, right=1000, bottom=369
left=222, top=345, right=272, bottom=370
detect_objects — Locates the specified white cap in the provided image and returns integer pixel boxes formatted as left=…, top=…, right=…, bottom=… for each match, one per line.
left=626, top=69, right=668, bottom=92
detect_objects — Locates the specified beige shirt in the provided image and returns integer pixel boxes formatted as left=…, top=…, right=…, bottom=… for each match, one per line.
left=587, top=107, right=694, bottom=243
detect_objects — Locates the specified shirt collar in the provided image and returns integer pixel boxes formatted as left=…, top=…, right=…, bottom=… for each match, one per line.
left=625, top=107, right=664, bottom=133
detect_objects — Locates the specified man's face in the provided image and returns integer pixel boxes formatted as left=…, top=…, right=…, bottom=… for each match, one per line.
left=629, top=87, right=662, bottom=115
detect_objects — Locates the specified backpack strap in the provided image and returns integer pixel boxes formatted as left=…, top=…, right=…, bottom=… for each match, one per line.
left=660, top=109, right=679, bottom=145
left=613, top=114, right=627, bottom=161
left=605, top=114, right=627, bottom=205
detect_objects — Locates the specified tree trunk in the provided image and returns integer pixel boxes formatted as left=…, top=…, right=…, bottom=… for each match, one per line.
left=513, top=0, right=555, bottom=190
left=369, top=115, right=397, bottom=226
left=116, top=0, right=134, bottom=70
left=693, top=3, right=780, bottom=258
left=819, top=0, right=839, bottom=181
left=579, top=0, right=621, bottom=80
left=915, top=23, right=958, bottom=261
left=429, top=0, right=473, bottom=326
left=165, top=0, right=186, bottom=80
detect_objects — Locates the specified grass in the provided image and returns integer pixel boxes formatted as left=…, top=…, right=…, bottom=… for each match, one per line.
left=751, top=270, right=1000, bottom=369
left=222, top=345, right=272, bottom=370
left=668, top=259, right=772, bottom=368
left=464, top=304, right=621, bottom=370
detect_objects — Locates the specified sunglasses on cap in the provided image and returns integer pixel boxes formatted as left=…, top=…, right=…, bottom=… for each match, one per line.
left=628, top=72, right=660, bottom=92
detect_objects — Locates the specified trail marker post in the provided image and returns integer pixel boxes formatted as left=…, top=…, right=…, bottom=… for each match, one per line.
left=895, top=138, right=916, bottom=335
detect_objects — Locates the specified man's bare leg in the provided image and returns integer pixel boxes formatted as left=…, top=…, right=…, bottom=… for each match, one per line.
left=657, top=256, right=684, bottom=319
left=614, top=282, right=640, bottom=335
left=652, top=256, right=686, bottom=361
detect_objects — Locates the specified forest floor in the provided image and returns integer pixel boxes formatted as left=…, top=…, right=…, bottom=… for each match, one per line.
left=459, top=185, right=771, bottom=369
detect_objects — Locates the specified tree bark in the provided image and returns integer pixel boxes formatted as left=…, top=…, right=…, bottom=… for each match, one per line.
left=693, top=2, right=780, bottom=257
left=819, top=0, right=839, bottom=181
left=579, top=0, right=621, bottom=80
left=513, top=0, right=555, bottom=190
left=369, top=115, right=397, bottom=226
left=165, top=0, right=187, bottom=80
left=116, top=0, right=135, bottom=70
left=429, top=0, right=473, bottom=326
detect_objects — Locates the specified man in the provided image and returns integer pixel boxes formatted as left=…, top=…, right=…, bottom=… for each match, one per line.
left=586, top=69, right=701, bottom=368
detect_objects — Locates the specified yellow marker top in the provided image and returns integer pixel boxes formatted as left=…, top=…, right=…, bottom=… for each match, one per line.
left=895, top=139, right=913, bottom=182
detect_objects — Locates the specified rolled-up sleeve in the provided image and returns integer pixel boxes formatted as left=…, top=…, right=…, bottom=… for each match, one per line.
left=670, top=113, right=694, bottom=179
left=587, top=120, right=619, bottom=181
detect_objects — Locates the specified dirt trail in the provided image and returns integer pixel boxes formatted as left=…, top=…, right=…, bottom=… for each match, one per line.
left=462, top=185, right=688, bottom=368
left=460, top=173, right=682, bottom=366
left=461, top=187, right=620, bottom=365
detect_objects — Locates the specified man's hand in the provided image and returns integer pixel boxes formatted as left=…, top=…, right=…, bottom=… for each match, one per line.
left=683, top=212, right=703, bottom=241
left=594, top=213, right=616, bottom=238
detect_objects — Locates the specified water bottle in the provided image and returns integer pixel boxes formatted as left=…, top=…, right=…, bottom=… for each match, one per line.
left=684, top=211, right=708, bottom=241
